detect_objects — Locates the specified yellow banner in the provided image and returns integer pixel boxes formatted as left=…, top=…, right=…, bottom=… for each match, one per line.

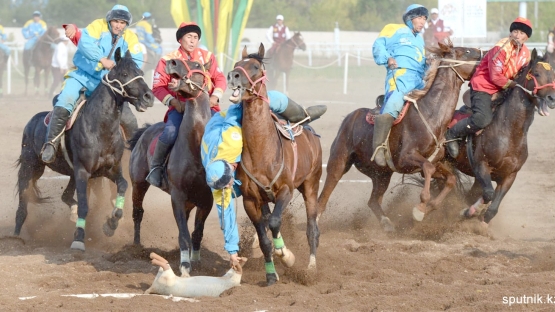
left=200, top=0, right=214, bottom=51
left=170, top=0, right=191, bottom=27
left=216, top=0, right=234, bottom=55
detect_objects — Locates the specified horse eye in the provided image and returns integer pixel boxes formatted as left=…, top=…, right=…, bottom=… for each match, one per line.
left=466, top=50, right=470, bottom=54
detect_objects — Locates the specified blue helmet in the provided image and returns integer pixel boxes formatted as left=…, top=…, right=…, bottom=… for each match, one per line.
left=402, top=4, right=428, bottom=26
left=106, top=4, right=132, bottom=25
left=205, top=160, right=234, bottom=189
left=33, top=11, right=41, bottom=17
left=143, top=12, right=152, bottom=20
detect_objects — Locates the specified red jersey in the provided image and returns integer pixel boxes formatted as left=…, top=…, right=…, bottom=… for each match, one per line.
left=153, top=46, right=226, bottom=117
left=470, top=38, right=530, bottom=95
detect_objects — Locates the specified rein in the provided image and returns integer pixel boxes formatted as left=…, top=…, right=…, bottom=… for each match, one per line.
left=437, top=59, right=480, bottom=82
left=102, top=72, right=145, bottom=99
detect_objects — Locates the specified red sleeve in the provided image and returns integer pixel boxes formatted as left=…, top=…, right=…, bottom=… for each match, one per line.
left=207, top=53, right=227, bottom=100
left=152, top=57, right=177, bottom=104
left=62, top=24, right=80, bottom=46
left=487, top=46, right=511, bottom=89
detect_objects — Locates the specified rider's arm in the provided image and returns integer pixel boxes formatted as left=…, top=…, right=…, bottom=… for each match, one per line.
left=285, top=26, right=292, bottom=40
left=266, top=25, right=274, bottom=43
left=78, top=19, right=109, bottom=63
left=214, top=187, right=240, bottom=255
left=22, top=20, right=32, bottom=39
left=63, top=24, right=81, bottom=46
left=486, top=46, right=512, bottom=89
left=373, top=24, right=401, bottom=66
left=152, top=57, right=177, bottom=105
left=206, top=52, right=226, bottom=101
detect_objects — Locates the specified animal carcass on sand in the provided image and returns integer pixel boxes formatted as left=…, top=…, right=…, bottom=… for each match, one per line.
left=145, top=252, right=247, bottom=298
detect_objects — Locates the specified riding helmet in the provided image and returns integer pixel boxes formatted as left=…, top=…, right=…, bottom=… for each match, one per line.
left=205, top=159, right=234, bottom=190
left=510, top=17, right=532, bottom=38
left=106, top=4, right=132, bottom=25
left=176, top=22, right=202, bottom=42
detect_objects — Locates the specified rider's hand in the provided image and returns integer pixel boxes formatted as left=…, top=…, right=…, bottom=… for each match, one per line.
left=508, top=81, right=517, bottom=88
left=209, top=95, right=219, bottom=108
left=65, top=24, right=76, bottom=39
left=100, top=57, right=115, bottom=70
left=170, top=98, right=185, bottom=113
left=229, top=253, right=240, bottom=270
left=387, top=57, right=398, bottom=70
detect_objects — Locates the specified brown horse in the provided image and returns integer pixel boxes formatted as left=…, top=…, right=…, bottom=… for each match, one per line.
left=128, top=59, right=213, bottom=275
left=317, top=42, right=483, bottom=231
left=266, top=31, right=306, bottom=92
left=451, top=49, right=555, bottom=224
left=227, top=44, right=322, bottom=286
left=23, top=26, right=59, bottom=95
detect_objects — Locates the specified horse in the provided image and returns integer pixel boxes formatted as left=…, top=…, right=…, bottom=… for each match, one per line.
left=128, top=59, right=213, bottom=275
left=227, top=44, right=322, bottom=286
left=317, top=42, right=484, bottom=232
left=23, top=26, right=59, bottom=95
left=266, top=31, right=306, bottom=92
left=450, top=49, right=555, bottom=224
left=14, top=48, right=154, bottom=251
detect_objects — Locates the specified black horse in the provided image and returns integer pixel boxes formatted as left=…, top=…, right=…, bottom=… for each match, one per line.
left=15, top=48, right=154, bottom=250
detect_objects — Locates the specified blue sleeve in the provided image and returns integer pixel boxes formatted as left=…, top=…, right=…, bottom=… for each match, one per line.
left=78, top=28, right=104, bottom=63
left=22, top=25, right=30, bottom=39
left=214, top=187, right=240, bottom=255
left=373, top=36, right=391, bottom=66
left=37, top=24, right=46, bottom=36
left=1, top=33, right=6, bottom=41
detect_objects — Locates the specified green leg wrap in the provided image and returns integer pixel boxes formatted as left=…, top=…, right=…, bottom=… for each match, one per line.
left=273, top=236, right=285, bottom=249
left=76, top=218, right=86, bottom=229
left=265, top=261, right=276, bottom=274
left=191, top=250, right=200, bottom=261
left=115, top=195, right=125, bottom=209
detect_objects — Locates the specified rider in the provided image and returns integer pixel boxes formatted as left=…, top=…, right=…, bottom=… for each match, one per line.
left=423, top=8, right=452, bottom=47
left=41, top=4, right=143, bottom=163
left=22, top=11, right=47, bottom=52
left=444, top=17, right=532, bottom=158
left=146, top=22, right=227, bottom=187
left=135, top=12, right=162, bottom=57
left=201, top=90, right=326, bottom=269
left=266, top=14, right=291, bottom=57
left=371, top=4, right=428, bottom=167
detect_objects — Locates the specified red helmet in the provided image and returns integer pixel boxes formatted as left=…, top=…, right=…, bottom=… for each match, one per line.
left=510, top=17, right=532, bottom=38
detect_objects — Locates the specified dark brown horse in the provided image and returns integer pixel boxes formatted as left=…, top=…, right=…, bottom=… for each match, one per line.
left=128, top=59, right=213, bottom=275
left=451, top=49, right=555, bottom=224
left=317, top=43, right=483, bottom=231
left=227, top=44, right=322, bottom=286
left=266, top=31, right=306, bottom=92
left=23, top=26, right=59, bottom=95
left=15, top=48, right=154, bottom=250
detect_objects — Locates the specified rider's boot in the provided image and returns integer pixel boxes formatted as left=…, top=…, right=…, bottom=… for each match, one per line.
left=281, top=98, right=327, bottom=125
left=41, top=106, right=70, bottom=164
left=145, top=140, right=172, bottom=188
left=372, top=114, right=395, bottom=167
left=445, top=118, right=478, bottom=158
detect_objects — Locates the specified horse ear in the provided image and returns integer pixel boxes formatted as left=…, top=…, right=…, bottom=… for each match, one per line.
left=531, top=48, right=537, bottom=61
left=258, top=43, right=265, bottom=59
left=204, top=59, right=212, bottom=71
left=125, top=49, right=132, bottom=59
left=115, top=47, right=122, bottom=63
left=242, top=45, right=248, bottom=59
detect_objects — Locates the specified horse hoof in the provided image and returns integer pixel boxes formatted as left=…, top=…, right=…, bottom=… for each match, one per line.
left=102, top=221, right=116, bottom=237
left=307, top=255, right=316, bottom=270
left=70, top=240, right=85, bottom=251
left=266, top=272, right=279, bottom=286
left=460, top=207, right=475, bottom=219
left=69, top=205, right=78, bottom=223
left=412, top=207, right=425, bottom=222
left=277, top=248, right=295, bottom=268
left=380, top=216, right=395, bottom=232
left=180, top=262, right=191, bottom=276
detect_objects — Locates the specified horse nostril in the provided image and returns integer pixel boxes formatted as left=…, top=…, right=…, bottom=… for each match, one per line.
left=143, top=93, right=152, bottom=101
left=234, top=73, right=240, bottom=79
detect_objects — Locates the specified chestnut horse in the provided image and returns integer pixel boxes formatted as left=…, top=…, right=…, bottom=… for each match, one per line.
left=128, top=59, right=213, bottom=274
left=227, top=44, right=322, bottom=286
left=23, top=26, right=59, bottom=95
left=451, top=49, right=555, bottom=224
left=318, top=42, right=483, bottom=231
left=266, top=31, right=306, bottom=92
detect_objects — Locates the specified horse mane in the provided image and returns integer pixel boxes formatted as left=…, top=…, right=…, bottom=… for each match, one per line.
left=406, top=59, right=441, bottom=100
left=247, top=53, right=267, bottom=65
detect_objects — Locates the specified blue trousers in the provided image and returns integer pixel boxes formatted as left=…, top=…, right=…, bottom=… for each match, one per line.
left=381, top=69, right=425, bottom=118
left=159, top=109, right=183, bottom=145
left=24, top=37, right=38, bottom=50
left=55, top=72, right=98, bottom=115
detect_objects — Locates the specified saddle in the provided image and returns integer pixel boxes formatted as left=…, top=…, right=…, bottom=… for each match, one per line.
left=366, top=96, right=413, bottom=126
left=44, top=89, right=88, bottom=130
left=271, top=113, right=304, bottom=140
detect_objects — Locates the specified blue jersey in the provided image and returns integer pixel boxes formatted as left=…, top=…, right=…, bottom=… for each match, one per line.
left=135, top=20, right=162, bottom=54
left=373, top=24, right=426, bottom=77
left=22, top=19, right=46, bottom=40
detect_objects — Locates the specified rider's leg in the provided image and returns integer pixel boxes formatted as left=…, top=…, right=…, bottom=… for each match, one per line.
left=445, top=88, right=492, bottom=157
left=268, top=91, right=327, bottom=124
left=41, top=77, right=83, bottom=163
left=145, top=109, right=183, bottom=187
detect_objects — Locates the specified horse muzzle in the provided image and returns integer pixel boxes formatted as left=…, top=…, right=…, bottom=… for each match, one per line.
left=134, top=90, right=154, bottom=112
left=229, top=86, right=244, bottom=104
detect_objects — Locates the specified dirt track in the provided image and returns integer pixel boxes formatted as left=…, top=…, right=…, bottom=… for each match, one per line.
left=1, top=64, right=555, bottom=311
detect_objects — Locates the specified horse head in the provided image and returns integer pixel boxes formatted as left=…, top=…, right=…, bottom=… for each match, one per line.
left=524, top=49, right=555, bottom=115
left=42, top=26, right=60, bottom=43
left=166, top=59, right=210, bottom=99
left=227, top=43, right=268, bottom=104
left=105, top=47, right=154, bottom=112
left=288, top=32, right=306, bottom=51
left=427, top=39, right=483, bottom=81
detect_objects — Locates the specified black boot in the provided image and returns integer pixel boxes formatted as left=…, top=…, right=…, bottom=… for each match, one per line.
left=145, top=140, right=172, bottom=187
left=281, top=98, right=327, bottom=124
left=372, top=114, right=395, bottom=167
left=445, top=118, right=477, bottom=158
left=41, top=106, right=70, bottom=164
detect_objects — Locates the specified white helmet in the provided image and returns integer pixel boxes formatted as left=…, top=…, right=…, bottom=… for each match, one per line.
left=276, top=14, right=284, bottom=21
left=431, top=8, right=439, bottom=14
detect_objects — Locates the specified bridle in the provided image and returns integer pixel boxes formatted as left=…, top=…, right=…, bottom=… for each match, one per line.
left=174, top=60, right=209, bottom=99
left=437, top=49, right=483, bottom=83
left=524, top=62, right=555, bottom=96
left=285, top=36, right=303, bottom=49
left=232, top=61, right=270, bottom=104
left=102, top=70, right=145, bottom=100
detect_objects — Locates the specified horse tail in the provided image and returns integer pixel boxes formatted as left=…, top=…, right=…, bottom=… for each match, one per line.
left=127, top=123, right=152, bottom=151
left=13, top=156, right=50, bottom=204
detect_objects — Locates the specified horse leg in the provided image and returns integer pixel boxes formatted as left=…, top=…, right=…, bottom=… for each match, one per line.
left=61, top=176, right=78, bottom=223
left=403, top=156, right=436, bottom=221
left=462, top=160, right=494, bottom=219
left=268, top=188, right=296, bottom=271
left=244, top=198, right=278, bottom=285
left=34, top=67, right=40, bottom=95
left=14, top=152, right=46, bottom=236
left=103, top=166, right=128, bottom=237
left=317, top=147, right=354, bottom=218
left=170, top=189, right=194, bottom=275
left=367, top=171, right=395, bottom=232
left=71, top=166, right=91, bottom=251
left=299, top=171, right=321, bottom=271
left=427, top=161, right=457, bottom=211
left=131, top=179, right=150, bottom=245
left=483, top=173, right=517, bottom=224
left=190, top=193, right=213, bottom=263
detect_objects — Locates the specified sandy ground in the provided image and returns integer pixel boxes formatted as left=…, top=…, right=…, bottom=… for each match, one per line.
left=1, top=62, right=555, bottom=311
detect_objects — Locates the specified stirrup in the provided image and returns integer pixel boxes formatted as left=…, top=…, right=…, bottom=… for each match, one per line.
left=40, top=141, right=57, bottom=155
